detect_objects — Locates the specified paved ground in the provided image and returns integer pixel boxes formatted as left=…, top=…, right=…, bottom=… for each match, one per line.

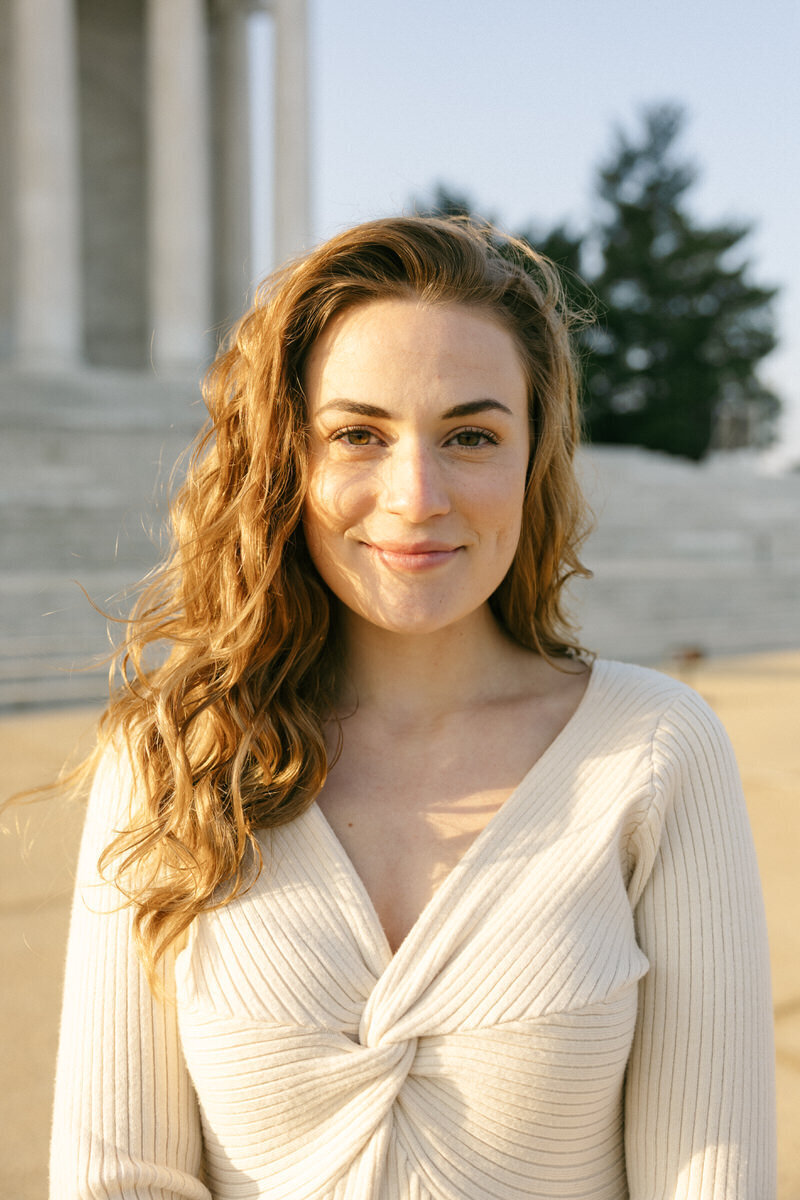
left=1, top=651, right=798, bottom=1197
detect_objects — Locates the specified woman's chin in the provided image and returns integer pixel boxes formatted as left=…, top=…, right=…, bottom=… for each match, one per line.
left=343, top=600, right=489, bottom=639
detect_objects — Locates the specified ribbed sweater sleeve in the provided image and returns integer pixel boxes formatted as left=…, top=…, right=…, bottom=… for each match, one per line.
left=624, top=690, right=776, bottom=1199
left=49, top=747, right=209, bottom=1200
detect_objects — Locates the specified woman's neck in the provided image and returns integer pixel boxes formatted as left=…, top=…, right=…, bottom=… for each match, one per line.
left=335, top=604, right=539, bottom=734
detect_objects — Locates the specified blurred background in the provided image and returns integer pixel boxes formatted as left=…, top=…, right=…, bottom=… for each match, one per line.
left=2, top=0, right=799, bottom=706
left=1, top=0, right=798, bottom=1195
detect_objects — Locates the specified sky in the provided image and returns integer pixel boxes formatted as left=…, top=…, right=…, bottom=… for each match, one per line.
left=252, top=0, right=800, bottom=467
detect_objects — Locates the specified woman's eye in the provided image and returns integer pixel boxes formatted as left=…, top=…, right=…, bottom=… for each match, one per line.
left=332, top=426, right=380, bottom=447
left=448, top=427, right=498, bottom=448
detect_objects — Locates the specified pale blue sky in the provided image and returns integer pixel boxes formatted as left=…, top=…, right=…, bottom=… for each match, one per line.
left=253, top=0, right=799, bottom=464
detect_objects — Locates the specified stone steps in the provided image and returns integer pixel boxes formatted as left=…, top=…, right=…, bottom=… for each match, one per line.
left=2, top=368, right=799, bottom=708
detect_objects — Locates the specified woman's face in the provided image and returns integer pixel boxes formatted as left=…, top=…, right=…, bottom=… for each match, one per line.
left=302, top=298, right=531, bottom=637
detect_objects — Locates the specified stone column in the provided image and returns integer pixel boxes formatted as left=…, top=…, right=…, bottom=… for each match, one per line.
left=273, top=0, right=310, bottom=266
left=212, top=0, right=253, bottom=328
left=145, top=0, right=212, bottom=371
left=12, top=0, right=82, bottom=366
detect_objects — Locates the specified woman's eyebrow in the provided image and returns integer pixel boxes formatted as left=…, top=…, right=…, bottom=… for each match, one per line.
left=316, top=400, right=392, bottom=418
left=315, top=398, right=513, bottom=419
left=442, top=399, right=513, bottom=419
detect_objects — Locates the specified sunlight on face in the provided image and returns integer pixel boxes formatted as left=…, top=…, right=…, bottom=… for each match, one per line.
left=302, top=299, right=531, bottom=637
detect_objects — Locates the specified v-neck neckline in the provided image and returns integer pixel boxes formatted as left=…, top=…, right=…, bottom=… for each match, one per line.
left=310, top=658, right=603, bottom=967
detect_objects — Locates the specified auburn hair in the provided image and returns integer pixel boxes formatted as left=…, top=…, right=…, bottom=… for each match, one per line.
left=89, top=215, right=592, bottom=984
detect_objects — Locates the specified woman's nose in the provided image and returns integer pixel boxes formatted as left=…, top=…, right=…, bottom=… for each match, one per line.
left=382, top=442, right=451, bottom=522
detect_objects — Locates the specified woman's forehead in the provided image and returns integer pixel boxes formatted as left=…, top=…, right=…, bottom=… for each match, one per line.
left=305, top=298, right=528, bottom=402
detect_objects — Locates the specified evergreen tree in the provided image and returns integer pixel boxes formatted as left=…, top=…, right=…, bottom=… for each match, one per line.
left=583, top=104, right=779, bottom=459
left=414, top=106, right=781, bottom=460
left=414, top=184, right=477, bottom=220
left=513, top=220, right=592, bottom=318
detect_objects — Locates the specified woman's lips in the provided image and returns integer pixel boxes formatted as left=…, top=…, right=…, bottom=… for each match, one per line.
left=366, top=542, right=462, bottom=571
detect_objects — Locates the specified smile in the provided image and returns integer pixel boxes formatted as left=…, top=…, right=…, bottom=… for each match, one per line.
left=366, top=543, right=462, bottom=571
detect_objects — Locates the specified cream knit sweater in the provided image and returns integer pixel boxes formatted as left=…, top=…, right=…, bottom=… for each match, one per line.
left=50, top=660, right=776, bottom=1198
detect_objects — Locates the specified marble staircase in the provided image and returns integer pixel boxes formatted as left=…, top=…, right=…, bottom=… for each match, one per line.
left=2, top=368, right=799, bottom=708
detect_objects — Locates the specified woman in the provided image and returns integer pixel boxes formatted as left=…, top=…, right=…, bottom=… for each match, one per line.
left=51, top=217, right=775, bottom=1198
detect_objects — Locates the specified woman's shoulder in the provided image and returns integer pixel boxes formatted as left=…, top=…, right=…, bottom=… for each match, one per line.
left=587, top=657, right=730, bottom=750
left=77, top=734, right=141, bottom=848
left=590, top=658, right=736, bottom=780
left=590, top=656, right=712, bottom=712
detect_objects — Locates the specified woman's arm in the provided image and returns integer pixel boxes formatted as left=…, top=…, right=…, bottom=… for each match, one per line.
left=624, top=690, right=776, bottom=1199
left=50, top=747, right=210, bottom=1199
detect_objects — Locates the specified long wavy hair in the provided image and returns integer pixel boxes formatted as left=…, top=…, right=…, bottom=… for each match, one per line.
left=89, top=216, right=593, bottom=984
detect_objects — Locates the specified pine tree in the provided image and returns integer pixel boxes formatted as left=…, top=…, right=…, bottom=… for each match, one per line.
left=414, top=184, right=476, bottom=220
left=583, top=104, right=779, bottom=459
left=414, top=115, right=780, bottom=461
